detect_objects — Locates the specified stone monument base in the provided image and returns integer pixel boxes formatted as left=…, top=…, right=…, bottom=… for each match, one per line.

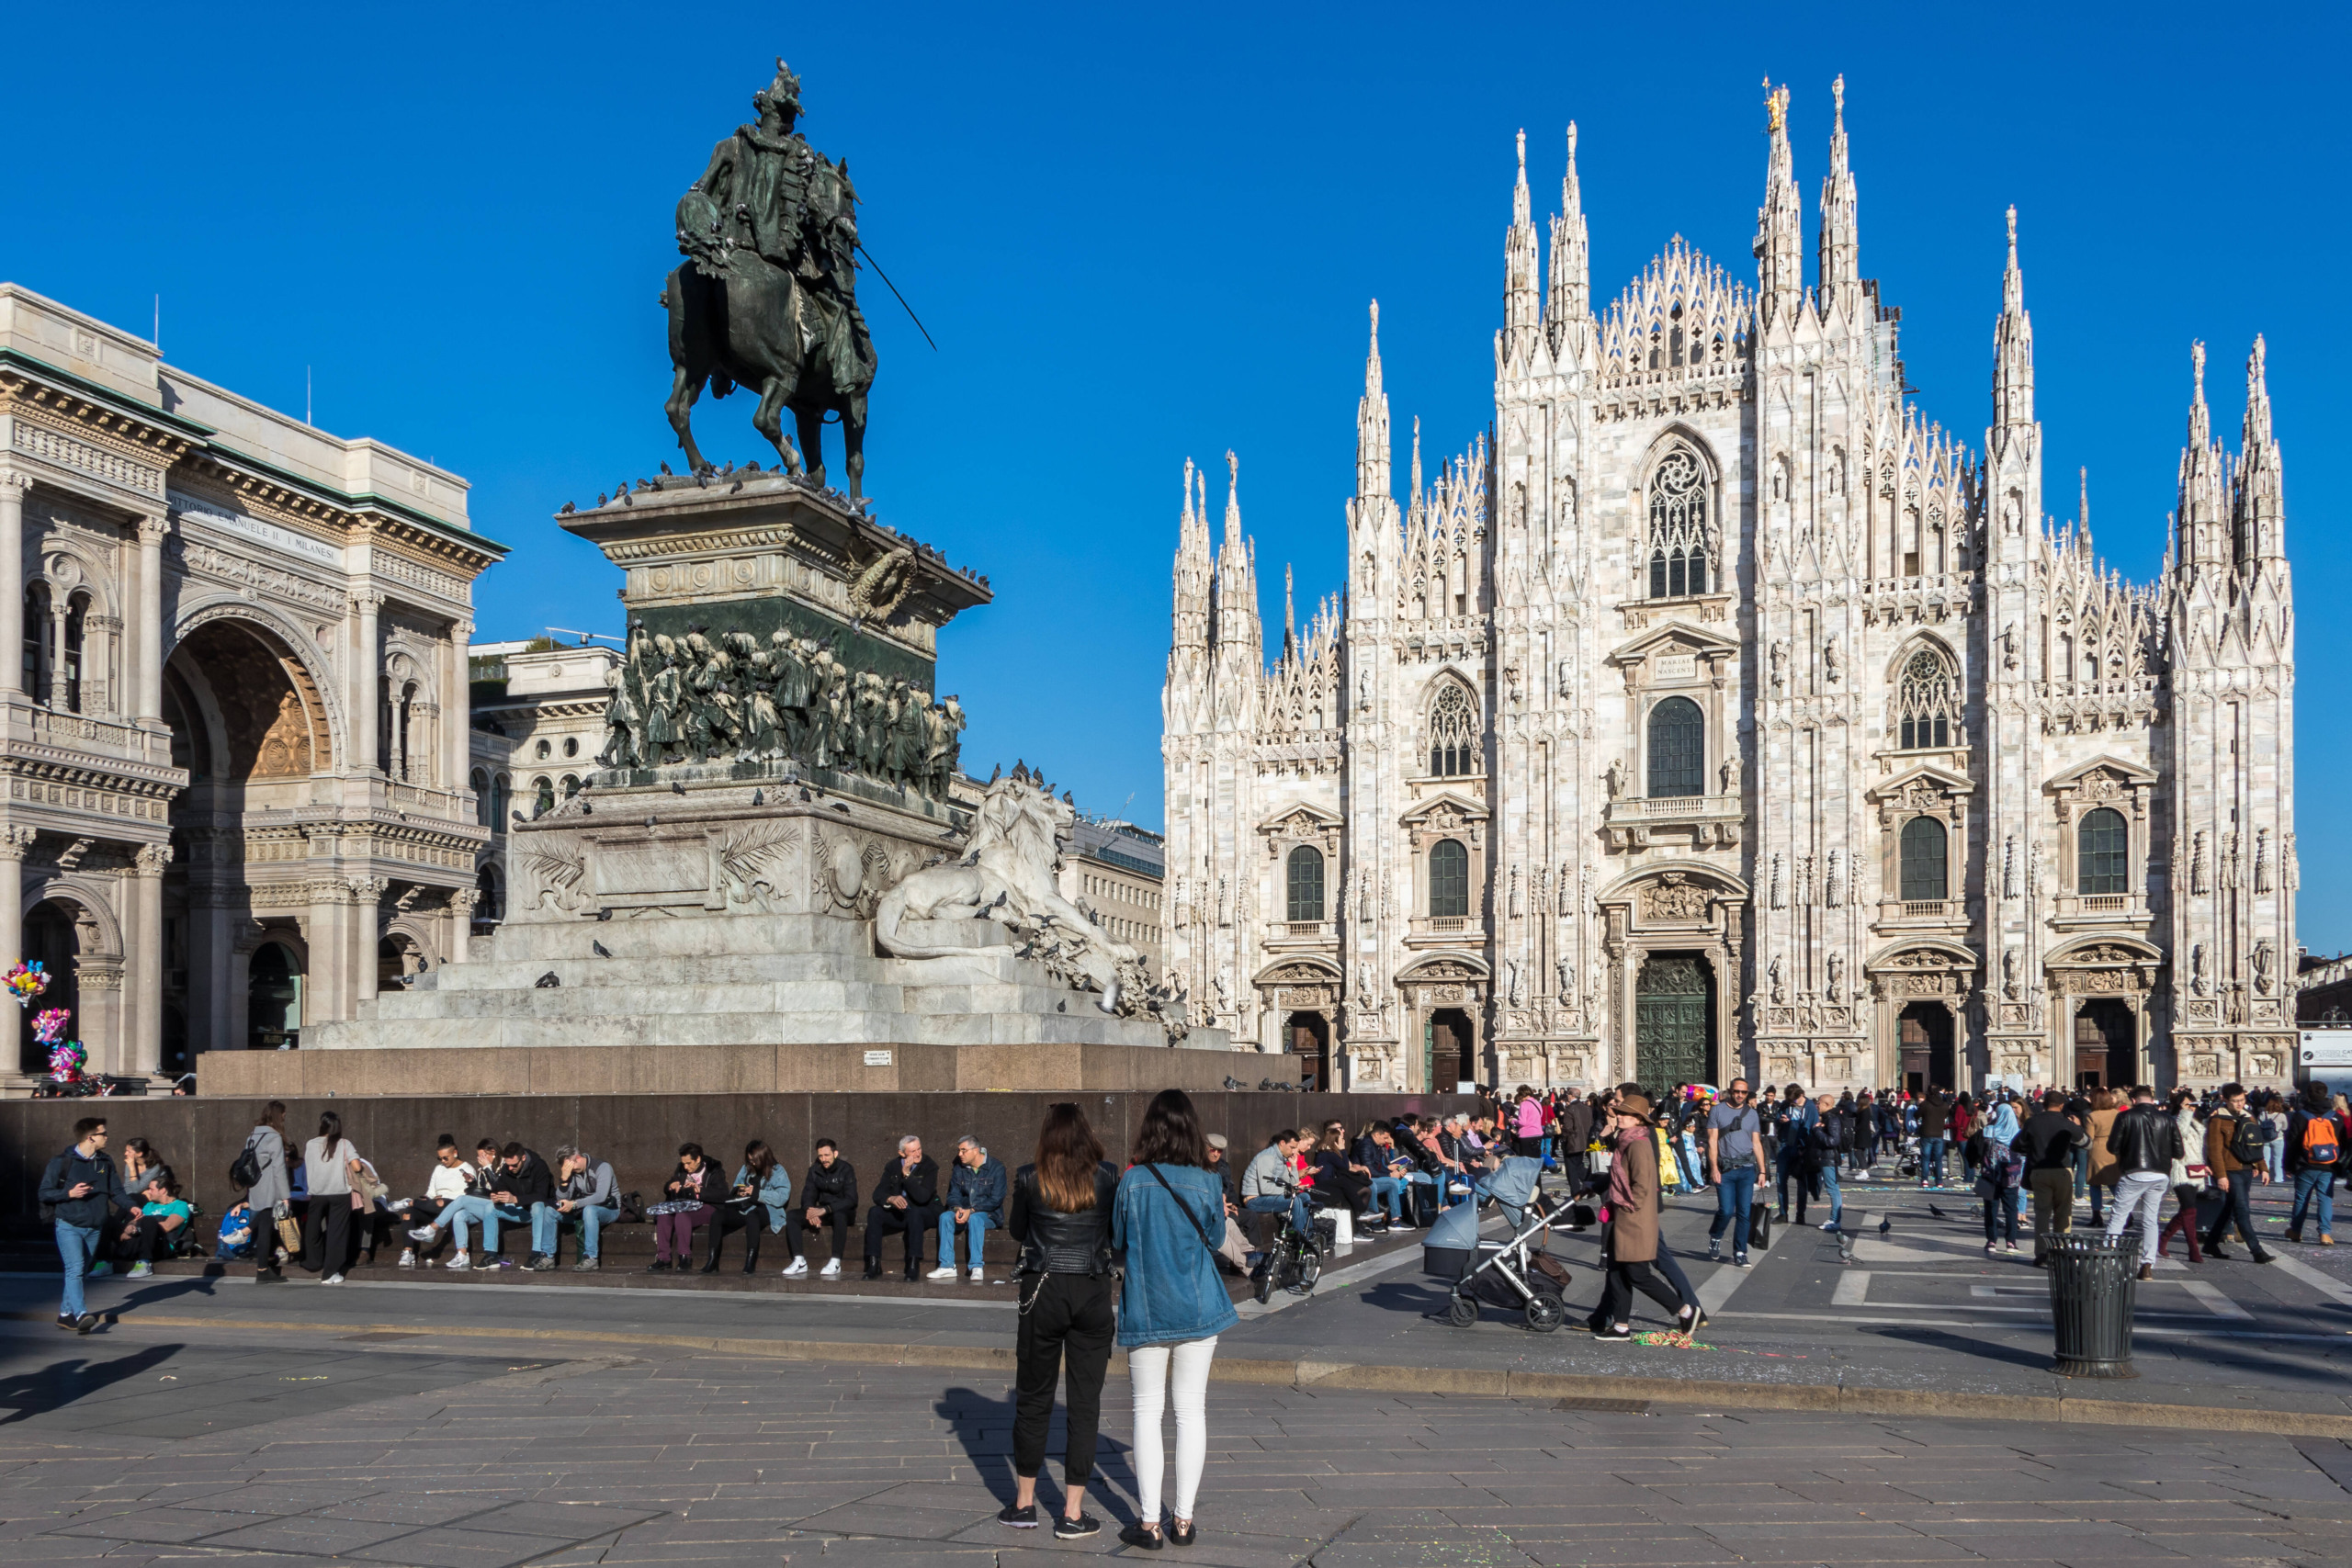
left=303, top=768, right=1225, bottom=1064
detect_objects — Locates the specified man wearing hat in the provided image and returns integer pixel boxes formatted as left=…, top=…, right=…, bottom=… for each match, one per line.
left=1203, top=1134, right=1251, bottom=1270
left=1596, top=1089, right=1702, bottom=1341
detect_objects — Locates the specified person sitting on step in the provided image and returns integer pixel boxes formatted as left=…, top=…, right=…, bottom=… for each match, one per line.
left=863, top=1134, right=941, bottom=1281
left=705, top=1140, right=791, bottom=1274
left=928, top=1135, right=1006, bottom=1283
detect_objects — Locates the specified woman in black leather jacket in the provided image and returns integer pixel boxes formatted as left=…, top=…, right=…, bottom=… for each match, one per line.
left=999, top=1102, right=1119, bottom=1540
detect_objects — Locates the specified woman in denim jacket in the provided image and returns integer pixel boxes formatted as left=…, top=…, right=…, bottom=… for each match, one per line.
left=1112, top=1089, right=1238, bottom=1550
left=705, top=1140, right=792, bottom=1274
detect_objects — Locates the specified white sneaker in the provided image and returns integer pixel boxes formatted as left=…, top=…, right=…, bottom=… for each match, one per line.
left=127, top=1262, right=152, bottom=1279
left=969, top=1267, right=984, bottom=1283
left=447, top=1251, right=471, bottom=1270
left=926, top=1265, right=958, bottom=1280
left=406, top=1226, right=439, bottom=1243
left=322, top=1273, right=345, bottom=1285
left=398, top=1249, right=416, bottom=1269
left=820, top=1258, right=841, bottom=1278
left=780, top=1258, right=808, bottom=1277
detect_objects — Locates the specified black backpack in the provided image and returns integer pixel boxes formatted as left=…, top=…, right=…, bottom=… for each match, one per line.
left=228, top=1134, right=266, bottom=1191
left=2228, top=1114, right=2269, bottom=1168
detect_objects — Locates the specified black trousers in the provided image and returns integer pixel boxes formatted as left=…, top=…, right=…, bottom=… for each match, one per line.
left=2203, top=1171, right=2268, bottom=1256
left=1012, top=1271, right=1116, bottom=1486
left=1598, top=1258, right=1685, bottom=1326
left=864, top=1202, right=942, bottom=1269
left=1314, top=1168, right=1370, bottom=1212
left=785, top=1206, right=848, bottom=1260
left=301, top=1196, right=354, bottom=1274
left=112, top=1214, right=173, bottom=1265
left=706, top=1206, right=766, bottom=1269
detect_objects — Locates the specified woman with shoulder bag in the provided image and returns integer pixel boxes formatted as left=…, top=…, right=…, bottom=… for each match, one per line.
left=243, top=1100, right=291, bottom=1283
left=300, top=1111, right=365, bottom=1284
left=999, top=1102, right=1119, bottom=1541
left=1112, top=1089, right=1240, bottom=1550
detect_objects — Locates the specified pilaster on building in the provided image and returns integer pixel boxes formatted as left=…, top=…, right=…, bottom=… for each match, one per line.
left=1159, top=81, right=2296, bottom=1096
left=0, top=284, right=503, bottom=1089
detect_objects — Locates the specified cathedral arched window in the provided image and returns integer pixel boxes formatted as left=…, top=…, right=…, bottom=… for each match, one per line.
left=1429, top=839, right=1470, bottom=919
left=1427, top=682, right=1478, bottom=776
left=1894, top=646, right=1961, bottom=750
left=1899, top=817, right=1948, bottom=902
left=1286, top=846, right=1325, bottom=922
left=2078, top=807, right=2128, bottom=896
left=1645, top=446, right=1710, bottom=599
left=1645, top=696, right=1703, bottom=799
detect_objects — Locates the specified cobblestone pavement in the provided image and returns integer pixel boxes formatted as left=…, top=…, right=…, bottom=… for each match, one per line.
left=4, top=1320, right=2352, bottom=1568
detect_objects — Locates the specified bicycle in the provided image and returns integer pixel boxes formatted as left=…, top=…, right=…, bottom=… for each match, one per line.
left=1250, top=1218, right=1324, bottom=1303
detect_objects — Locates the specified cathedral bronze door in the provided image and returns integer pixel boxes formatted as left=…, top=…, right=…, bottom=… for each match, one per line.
left=1634, top=953, right=1713, bottom=1089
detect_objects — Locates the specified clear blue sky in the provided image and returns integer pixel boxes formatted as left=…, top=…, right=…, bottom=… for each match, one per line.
left=6, top=4, right=2346, bottom=944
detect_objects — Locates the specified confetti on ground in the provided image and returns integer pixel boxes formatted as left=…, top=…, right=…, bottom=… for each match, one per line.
left=279, top=1376, right=328, bottom=1382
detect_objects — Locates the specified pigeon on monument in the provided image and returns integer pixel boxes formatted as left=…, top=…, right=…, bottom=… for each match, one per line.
left=592, top=941, right=613, bottom=959
left=671, top=780, right=687, bottom=795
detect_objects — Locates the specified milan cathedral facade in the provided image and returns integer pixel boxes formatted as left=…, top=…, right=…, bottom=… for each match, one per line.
left=1160, top=81, right=2295, bottom=1097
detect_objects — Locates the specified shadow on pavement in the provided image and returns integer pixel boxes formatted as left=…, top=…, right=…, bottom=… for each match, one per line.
left=0, top=1341, right=179, bottom=1424
left=934, top=1382, right=1136, bottom=1523
left=1871, top=1325, right=2055, bottom=1372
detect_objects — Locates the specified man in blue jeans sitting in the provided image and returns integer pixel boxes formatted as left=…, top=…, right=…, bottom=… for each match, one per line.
left=928, top=1135, right=1006, bottom=1282
left=39, top=1117, right=119, bottom=1335
left=554, top=1146, right=621, bottom=1271
left=1704, top=1079, right=1762, bottom=1267
left=1240, top=1130, right=1314, bottom=1257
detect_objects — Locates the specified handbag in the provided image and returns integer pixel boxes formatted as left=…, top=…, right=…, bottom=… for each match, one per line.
left=276, top=1214, right=302, bottom=1254
left=1748, top=1202, right=1772, bottom=1252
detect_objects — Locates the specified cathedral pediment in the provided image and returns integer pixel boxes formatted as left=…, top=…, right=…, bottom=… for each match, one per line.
left=1864, top=762, right=1975, bottom=806
left=1604, top=622, right=1741, bottom=668
left=1257, top=802, right=1342, bottom=834
left=2042, top=754, right=2156, bottom=795
left=1398, top=791, right=1488, bottom=829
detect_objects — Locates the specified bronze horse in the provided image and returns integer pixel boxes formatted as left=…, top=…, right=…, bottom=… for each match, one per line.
left=662, top=160, right=874, bottom=499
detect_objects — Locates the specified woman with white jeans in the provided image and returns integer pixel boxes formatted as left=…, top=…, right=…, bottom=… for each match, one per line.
left=1110, top=1089, right=1239, bottom=1550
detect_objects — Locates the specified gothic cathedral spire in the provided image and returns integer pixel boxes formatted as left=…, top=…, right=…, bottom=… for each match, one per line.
left=1547, top=123, right=1590, bottom=352
left=2235, top=336, right=2284, bottom=568
left=1754, top=80, right=1804, bottom=328
left=1991, top=207, right=2034, bottom=439
left=1356, top=301, right=1390, bottom=500
left=1502, top=130, right=1543, bottom=368
left=2177, top=342, right=2231, bottom=570
left=1817, top=76, right=1858, bottom=315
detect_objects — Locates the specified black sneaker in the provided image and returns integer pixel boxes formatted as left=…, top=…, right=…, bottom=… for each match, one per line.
left=997, top=1503, right=1036, bottom=1529
left=1734, top=1254, right=1751, bottom=1268
left=1595, top=1324, right=1634, bottom=1340
left=1053, top=1513, right=1101, bottom=1540
left=1706, top=1242, right=1720, bottom=1262
left=54, top=1312, right=75, bottom=1332
left=74, top=1314, right=98, bottom=1334
left=1119, top=1520, right=1166, bottom=1550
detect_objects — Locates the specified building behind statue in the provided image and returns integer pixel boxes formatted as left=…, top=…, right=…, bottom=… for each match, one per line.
left=1162, top=83, right=2296, bottom=1097
left=0, top=284, right=500, bottom=1086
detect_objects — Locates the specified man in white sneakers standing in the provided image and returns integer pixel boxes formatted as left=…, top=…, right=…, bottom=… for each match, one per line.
left=2103, top=1084, right=2183, bottom=1280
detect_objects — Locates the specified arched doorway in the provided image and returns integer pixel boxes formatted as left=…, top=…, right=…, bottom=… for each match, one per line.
left=1634, top=953, right=1714, bottom=1090
left=248, top=942, right=303, bottom=1051
left=17, top=901, right=80, bottom=1075
left=379, top=934, right=420, bottom=991
left=1898, top=1001, right=1955, bottom=1095
left=1425, top=1007, right=1476, bottom=1093
left=2074, top=998, right=2132, bottom=1090
left=1288, top=1011, right=1330, bottom=1091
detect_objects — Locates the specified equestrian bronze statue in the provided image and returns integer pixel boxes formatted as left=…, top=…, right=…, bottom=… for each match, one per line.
left=664, top=60, right=876, bottom=499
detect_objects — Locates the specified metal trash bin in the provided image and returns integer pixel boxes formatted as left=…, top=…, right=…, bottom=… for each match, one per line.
left=2046, top=1234, right=2137, bottom=1378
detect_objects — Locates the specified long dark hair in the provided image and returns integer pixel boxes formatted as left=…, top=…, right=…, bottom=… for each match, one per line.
left=1131, top=1088, right=1207, bottom=1169
left=1035, top=1102, right=1106, bottom=1212
left=316, top=1111, right=343, bottom=1149
left=743, top=1139, right=775, bottom=1181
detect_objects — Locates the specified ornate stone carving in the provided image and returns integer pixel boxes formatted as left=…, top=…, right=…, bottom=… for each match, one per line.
left=1641, top=873, right=1712, bottom=922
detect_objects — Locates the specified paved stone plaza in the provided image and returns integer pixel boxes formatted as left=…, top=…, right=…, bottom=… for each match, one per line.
left=5, top=1178, right=2351, bottom=1564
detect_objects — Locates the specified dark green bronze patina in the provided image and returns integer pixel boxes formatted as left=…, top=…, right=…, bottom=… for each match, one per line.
left=663, top=59, right=876, bottom=498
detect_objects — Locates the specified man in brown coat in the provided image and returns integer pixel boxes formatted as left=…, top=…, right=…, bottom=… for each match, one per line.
left=2202, top=1083, right=2277, bottom=1264
left=1597, top=1091, right=1698, bottom=1340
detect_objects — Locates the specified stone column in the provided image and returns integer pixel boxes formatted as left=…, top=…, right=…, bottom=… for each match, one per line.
left=350, top=592, right=382, bottom=773
left=123, top=846, right=170, bottom=1078
left=447, top=620, right=471, bottom=797
left=351, top=876, right=386, bottom=1006
left=45, top=597, right=67, bottom=708
left=0, top=826, right=31, bottom=976
left=0, top=470, right=25, bottom=699
left=305, top=880, right=345, bottom=1025
left=447, top=887, right=475, bottom=966
left=134, top=516, right=166, bottom=722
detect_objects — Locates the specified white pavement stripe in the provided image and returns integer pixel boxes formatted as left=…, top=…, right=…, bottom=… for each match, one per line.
left=1235, top=1236, right=1424, bottom=1318
left=2177, top=1279, right=2255, bottom=1319
left=1831, top=1270, right=1871, bottom=1306
left=2265, top=1248, right=2352, bottom=1308
left=1716, top=1308, right=2351, bottom=1342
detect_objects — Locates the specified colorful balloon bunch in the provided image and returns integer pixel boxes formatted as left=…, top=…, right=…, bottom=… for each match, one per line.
left=4, top=962, right=49, bottom=1006
left=31, top=1009, right=69, bottom=1044
left=46, top=1038, right=86, bottom=1083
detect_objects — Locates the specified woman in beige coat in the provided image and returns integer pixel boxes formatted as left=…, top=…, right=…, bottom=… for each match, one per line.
left=1597, top=1092, right=1701, bottom=1341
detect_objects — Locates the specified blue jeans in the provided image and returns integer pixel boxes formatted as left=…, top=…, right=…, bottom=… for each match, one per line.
left=1918, top=1138, right=1947, bottom=1186
left=1245, top=1192, right=1311, bottom=1239
left=56, top=1221, right=99, bottom=1318
left=1813, top=1163, right=1842, bottom=1224
left=1368, top=1176, right=1405, bottom=1221
left=560, top=1202, right=620, bottom=1258
left=2292, top=1168, right=2336, bottom=1238
left=526, top=1202, right=558, bottom=1256
left=937, top=1211, right=990, bottom=1267
left=1709, top=1165, right=1757, bottom=1255
left=437, top=1195, right=509, bottom=1251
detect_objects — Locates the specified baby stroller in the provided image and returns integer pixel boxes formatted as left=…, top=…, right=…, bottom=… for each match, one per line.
left=1422, top=1156, right=1579, bottom=1333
